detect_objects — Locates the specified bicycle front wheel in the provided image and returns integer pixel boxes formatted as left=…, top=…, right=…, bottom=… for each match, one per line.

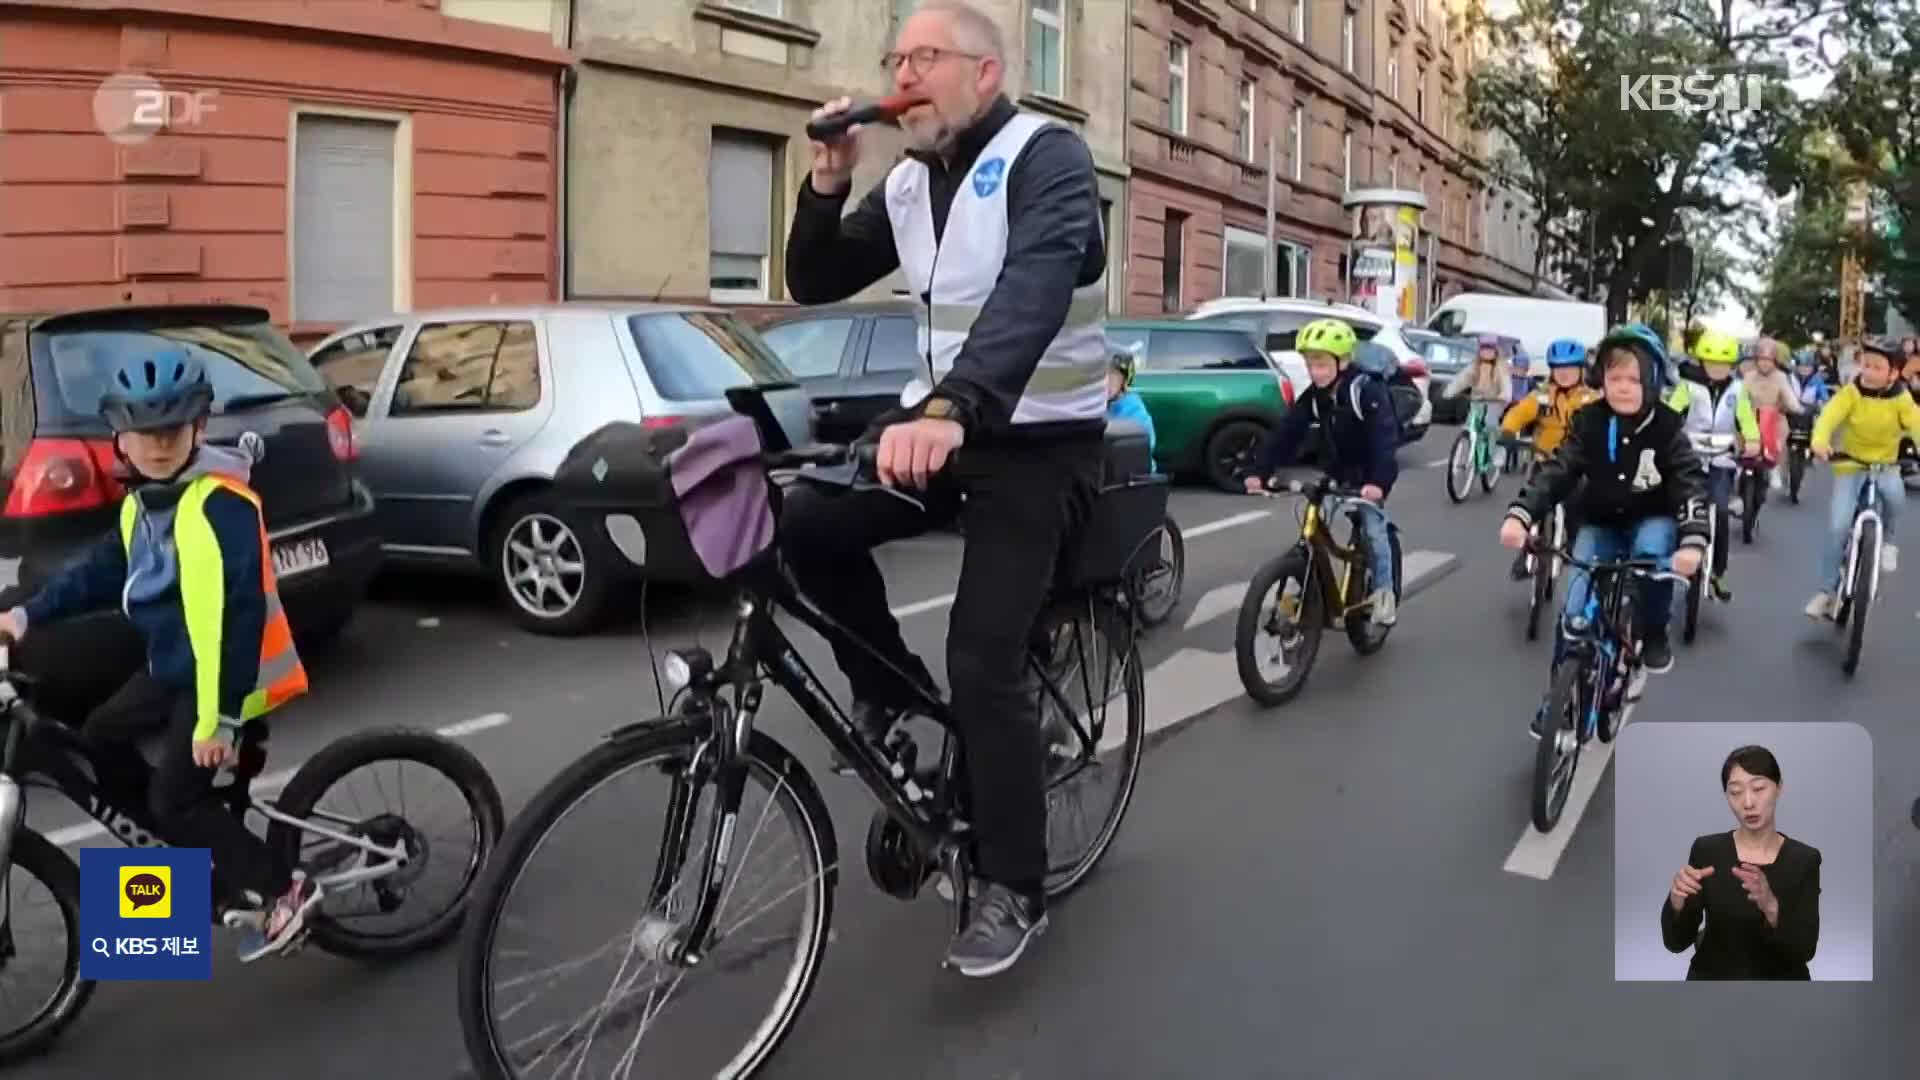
left=1235, top=550, right=1324, bottom=706
left=457, top=723, right=836, bottom=1080
left=1445, top=431, right=1474, bottom=503
left=1843, top=519, right=1879, bottom=677
left=1531, top=659, right=1585, bottom=833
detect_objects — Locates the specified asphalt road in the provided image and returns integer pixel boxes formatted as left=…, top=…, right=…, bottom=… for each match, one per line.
left=14, top=437, right=1920, bottom=1078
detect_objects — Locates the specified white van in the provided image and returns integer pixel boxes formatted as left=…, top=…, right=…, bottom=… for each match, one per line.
left=1426, top=294, right=1606, bottom=361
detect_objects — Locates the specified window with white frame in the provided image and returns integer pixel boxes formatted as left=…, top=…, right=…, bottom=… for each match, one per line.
left=1237, top=78, right=1256, bottom=160
left=1291, top=0, right=1304, bottom=38
left=1342, top=131, right=1353, bottom=190
left=1290, top=104, right=1304, bottom=180
left=1388, top=152, right=1398, bottom=187
left=1387, top=55, right=1398, bottom=99
left=1342, top=12, right=1355, bottom=71
left=1028, top=0, right=1065, bottom=98
left=1417, top=67, right=1427, bottom=121
left=1223, top=226, right=1267, bottom=296
left=1162, top=209, right=1188, bottom=312
left=293, top=113, right=399, bottom=323
left=1168, top=38, right=1189, bottom=134
left=709, top=130, right=775, bottom=301
left=723, top=0, right=781, bottom=16
left=1276, top=239, right=1312, bottom=298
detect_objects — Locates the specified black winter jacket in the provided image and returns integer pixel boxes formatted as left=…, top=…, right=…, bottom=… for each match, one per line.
left=1252, top=367, right=1400, bottom=493
left=1507, top=400, right=1710, bottom=547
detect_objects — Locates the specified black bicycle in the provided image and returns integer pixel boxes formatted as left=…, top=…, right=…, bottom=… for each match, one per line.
left=455, top=435, right=1152, bottom=1078
left=1825, top=453, right=1893, bottom=676
left=0, top=644, right=503, bottom=1064
left=1786, top=414, right=1813, bottom=503
left=1529, top=543, right=1688, bottom=832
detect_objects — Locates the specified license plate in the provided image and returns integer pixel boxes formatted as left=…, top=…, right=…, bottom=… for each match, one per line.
left=271, top=537, right=330, bottom=579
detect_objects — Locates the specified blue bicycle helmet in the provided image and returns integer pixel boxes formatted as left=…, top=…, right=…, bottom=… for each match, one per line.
left=1545, top=338, right=1587, bottom=368
left=98, top=344, right=214, bottom=433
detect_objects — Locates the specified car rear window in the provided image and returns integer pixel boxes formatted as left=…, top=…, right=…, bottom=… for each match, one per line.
left=44, top=320, right=328, bottom=424
left=1190, top=311, right=1378, bottom=352
left=1146, top=330, right=1268, bottom=372
left=627, top=312, right=791, bottom=402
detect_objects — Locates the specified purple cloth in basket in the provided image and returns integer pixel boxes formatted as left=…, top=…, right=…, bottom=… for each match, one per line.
left=666, top=415, right=774, bottom=579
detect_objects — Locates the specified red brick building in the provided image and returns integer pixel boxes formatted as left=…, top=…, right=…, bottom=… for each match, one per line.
left=0, top=0, right=571, bottom=340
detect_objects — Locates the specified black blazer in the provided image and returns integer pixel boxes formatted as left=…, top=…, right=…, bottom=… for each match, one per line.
left=1659, top=831, right=1821, bottom=980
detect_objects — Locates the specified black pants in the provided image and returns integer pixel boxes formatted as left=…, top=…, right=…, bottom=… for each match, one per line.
left=778, top=435, right=1102, bottom=895
left=84, top=673, right=287, bottom=903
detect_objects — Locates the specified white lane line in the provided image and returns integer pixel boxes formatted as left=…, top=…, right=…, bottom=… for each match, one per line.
left=1182, top=583, right=1246, bottom=631
left=1425, top=456, right=1452, bottom=468
left=884, top=507, right=1277, bottom=620
left=1501, top=704, right=1635, bottom=880
left=1182, top=509, right=1271, bottom=539
left=47, top=712, right=518, bottom=848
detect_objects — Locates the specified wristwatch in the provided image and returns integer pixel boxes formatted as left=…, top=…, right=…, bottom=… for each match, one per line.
left=919, top=395, right=969, bottom=428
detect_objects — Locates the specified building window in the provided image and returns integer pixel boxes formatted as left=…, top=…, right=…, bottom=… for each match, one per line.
left=1342, top=131, right=1352, bottom=191
left=1223, top=225, right=1267, bottom=296
left=1237, top=79, right=1256, bottom=160
left=1276, top=240, right=1311, bottom=298
left=1290, top=104, right=1304, bottom=181
left=1291, top=0, right=1304, bottom=39
left=723, top=0, right=782, bottom=15
left=1342, top=13, right=1355, bottom=71
left=292, top=114, right=399, bottom=323
left=1168, top=38, right=1190, bottom=134
left=709, top=130, right=775, bottom=301
left=1387, top=56, right=1398, bottom=99
left=1388, top=153, right=1398, bottom=187
left=1162, top=209, right=1188, bottom=313
left=1416, top=0, right=1425, bottom=25
left=1417, top=67, right=1427, bottom=121
left=1028, top=0, right=1065, bottom=98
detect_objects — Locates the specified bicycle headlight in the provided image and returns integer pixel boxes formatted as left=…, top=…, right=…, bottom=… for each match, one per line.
left=662, top=651, right=694, bottom=691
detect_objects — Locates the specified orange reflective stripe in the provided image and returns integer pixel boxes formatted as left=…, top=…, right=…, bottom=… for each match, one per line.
left=200, top=475, right=308, bottom=717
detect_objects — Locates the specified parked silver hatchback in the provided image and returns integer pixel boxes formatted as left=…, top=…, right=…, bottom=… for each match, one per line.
left=307, top=304, right=802, bottom=634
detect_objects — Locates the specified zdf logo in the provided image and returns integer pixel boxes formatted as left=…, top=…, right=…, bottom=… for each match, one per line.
left=1618, top=65, right=1780, bottom=114
left=91, top=73, right=219, bottom=146
left=118, top=865, right=171, bottom=919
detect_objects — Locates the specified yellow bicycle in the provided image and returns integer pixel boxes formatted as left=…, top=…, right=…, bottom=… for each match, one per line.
left=1234, top=475, right=1403, bottom=706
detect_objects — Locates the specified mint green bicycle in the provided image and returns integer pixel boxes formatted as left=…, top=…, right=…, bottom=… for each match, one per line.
left=1446, top=400, right=1505, bottom=503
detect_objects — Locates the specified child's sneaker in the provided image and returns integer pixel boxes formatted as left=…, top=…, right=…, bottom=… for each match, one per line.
left=1369, top=588, right=1397, bottom=627
left=1804, top=592, right=1833, bottom=620
left=236, top=872, right=321, bottom=963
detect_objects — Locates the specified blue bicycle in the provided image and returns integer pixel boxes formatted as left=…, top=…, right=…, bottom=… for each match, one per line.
left=1529, top=542, right=1689, bottom=832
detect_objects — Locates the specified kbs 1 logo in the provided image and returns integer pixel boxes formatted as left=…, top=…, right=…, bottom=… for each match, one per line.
left=1618, top=64, right=1782, bottom=114
left=120, top=865, right=171, bottom=918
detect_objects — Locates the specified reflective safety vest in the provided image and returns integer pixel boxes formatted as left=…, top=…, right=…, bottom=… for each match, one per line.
left=884, top=112, right=1109, bottom=425
left=119, top=475, right=309, bottom=738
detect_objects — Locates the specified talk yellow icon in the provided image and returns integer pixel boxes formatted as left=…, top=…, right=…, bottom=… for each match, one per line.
left=119, top=865, right=171, bottom=919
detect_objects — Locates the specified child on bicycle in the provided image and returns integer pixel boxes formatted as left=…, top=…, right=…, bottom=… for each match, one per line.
left=1792, top=349, right=1833, bottom=411
left=1446, top=334, right=1512, bottom=414
left=0, top=346, right=319, bottom=961
left=1500, top=324, right=1708, bottom=735
left=1804, top=338, right=1920, bottom=619
left=1244, top=318, right=1400, bottom=626
left=1664, top=328, right=1755, bottom=602
left=1106, top=341, right=1156, bottom=471
left=1498, top=338, right=1601, bottom=579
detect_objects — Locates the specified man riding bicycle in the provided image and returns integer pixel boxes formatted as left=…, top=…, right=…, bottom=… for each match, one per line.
left=1500, top=324, right=1708, bottom=737
left=1499, top=337, right=1600, bottom=579
left=1666, top=328, right=1755, bottom=602
left=1804, top=337, right=1920, bottom=619
left=780, top=0, right=1106, bottom=977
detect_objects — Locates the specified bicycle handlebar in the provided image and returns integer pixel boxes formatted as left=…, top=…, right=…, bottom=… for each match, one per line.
left=1525, top=539, right=1691, bottom=586
left=1251, top=476, right=1371, bottom=501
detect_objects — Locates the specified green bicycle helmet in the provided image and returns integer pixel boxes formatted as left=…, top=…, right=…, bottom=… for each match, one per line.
left=1296, top=318, right=1357, bottom=360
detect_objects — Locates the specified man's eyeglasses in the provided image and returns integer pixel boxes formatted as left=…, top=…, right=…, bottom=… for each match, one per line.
left=881, top=46, right=981, bottom=76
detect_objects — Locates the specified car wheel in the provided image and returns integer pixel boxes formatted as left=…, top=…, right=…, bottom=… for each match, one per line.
left=1204, top=420, right=1269, bottom=492
left=489, top=491, right=612, bottom=636
left=292, top=604, right=357, bottom=655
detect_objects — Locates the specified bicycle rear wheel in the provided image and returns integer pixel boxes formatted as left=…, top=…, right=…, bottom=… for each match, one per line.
left=1344, top=525, right=1402, bottom=655
left=1031, top=598, right=1146, bottom=898
left=456, top=724, right=835, bottom=1080
left=1741, top=470, right=1761, bottom=544
left=1531, top=659, right=1585, bottom=833
left=1526, top=523, right=1551, bottom=642
left=1682, top=567, right=1702, bottom=644
left=1788, top=448, right=1806, bottom=503
left=1843, top=520, right=1878, bottom=676
left=1133, top=518, right=1185, bottom=628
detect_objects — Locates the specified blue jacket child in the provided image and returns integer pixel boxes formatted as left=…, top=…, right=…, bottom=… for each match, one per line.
left=1246, top=323, right=1401, bottom=624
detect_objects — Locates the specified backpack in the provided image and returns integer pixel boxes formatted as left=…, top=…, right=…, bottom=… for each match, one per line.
left=1343, top=370, right=1406, bottom=443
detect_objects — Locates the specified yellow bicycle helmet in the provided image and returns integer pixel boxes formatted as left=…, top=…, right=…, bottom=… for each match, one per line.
left=1296, top=318, right=1357, bottom=360
left=1692, top=328, right=1740, bottom=366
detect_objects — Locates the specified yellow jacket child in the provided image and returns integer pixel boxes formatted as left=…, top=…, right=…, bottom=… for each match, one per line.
left=1810, top=380, right=1920, bottom=468
left=1500, top=381, right=1602, bottom=457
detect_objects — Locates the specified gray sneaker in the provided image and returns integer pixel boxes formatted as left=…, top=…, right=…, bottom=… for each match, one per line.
left=1369, top=588, right=1397, bottom=627
left=944, top=884, right=1047, bottom=978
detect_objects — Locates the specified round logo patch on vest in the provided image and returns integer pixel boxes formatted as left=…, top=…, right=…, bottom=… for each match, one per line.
left=971, top=157, right=1006, bottom=198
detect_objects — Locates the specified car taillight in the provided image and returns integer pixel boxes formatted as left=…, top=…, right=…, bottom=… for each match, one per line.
left=1279, top=374, right=1296, bottom=405
left=4, top=438, right=124, bottom=517
left=640, top=415, right=684, bottom=430
left=1400, top=358, right=1429, bottom=379
left=325, top=406, right=359, bottom=462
